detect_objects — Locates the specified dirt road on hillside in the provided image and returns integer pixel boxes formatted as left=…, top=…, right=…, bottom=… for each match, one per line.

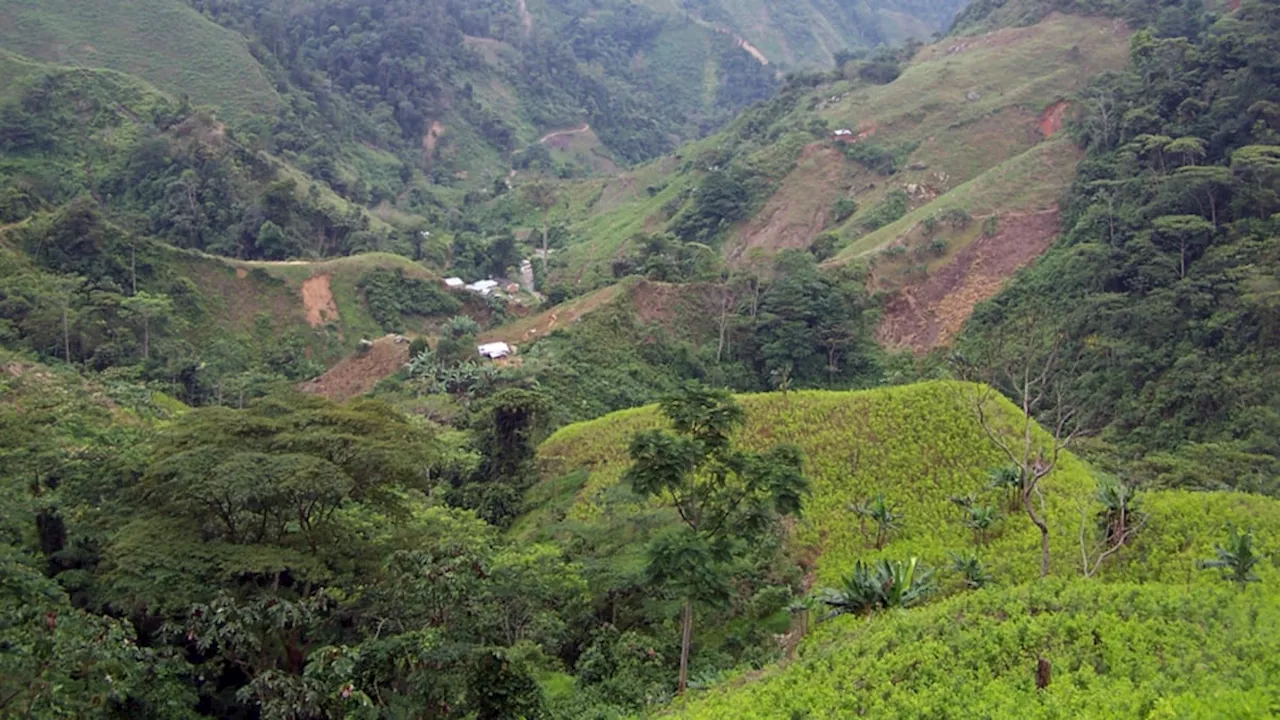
left=539, top=124, right=590, bottom=144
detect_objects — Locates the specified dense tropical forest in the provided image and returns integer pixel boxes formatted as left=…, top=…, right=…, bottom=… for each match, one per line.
left=2, top=0, right=1280, bottom=717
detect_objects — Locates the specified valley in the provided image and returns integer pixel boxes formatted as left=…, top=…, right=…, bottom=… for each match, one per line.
left=2, top=0, right=1279, bottom=717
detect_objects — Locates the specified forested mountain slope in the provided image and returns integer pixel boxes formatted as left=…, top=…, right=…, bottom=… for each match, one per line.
left=955, top=0, right=1280, bottom=495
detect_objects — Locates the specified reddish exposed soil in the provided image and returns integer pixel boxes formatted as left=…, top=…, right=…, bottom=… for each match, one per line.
left=300, top=335, right=411, bottom=401
left=301, top=274, right=340, bottom=328
left=1039, top=101, right=1070, bottom=138
left=726, top=144, right=848, bottom=267
left=877, top=209, right=1061, bottom=352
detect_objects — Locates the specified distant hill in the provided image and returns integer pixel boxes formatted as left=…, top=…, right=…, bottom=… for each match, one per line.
left=530, top=12, right=1129, bottom=350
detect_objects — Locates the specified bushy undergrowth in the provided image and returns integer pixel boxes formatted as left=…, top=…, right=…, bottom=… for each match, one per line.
left=670, top=580, right=1280, bottom=719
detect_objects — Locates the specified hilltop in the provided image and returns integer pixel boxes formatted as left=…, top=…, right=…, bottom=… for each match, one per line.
left=519, top=381, right=1280, bottom=715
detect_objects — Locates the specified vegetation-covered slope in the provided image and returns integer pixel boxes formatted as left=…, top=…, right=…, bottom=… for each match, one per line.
left=526, top=381, right=1275, bottom=585
left=955, top=0, right=1280, bottom=494
left=0, top=0, right=281, bottom=124
left=520, top=381, right=1280, bottom=716
left=538, top=11, right=1130, bottom=300
left=670, top=580, right=1280, bottom=718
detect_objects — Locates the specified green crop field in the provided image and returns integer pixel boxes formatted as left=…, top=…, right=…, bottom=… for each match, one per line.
left=526, top=381, right=1278, bottom=586
left=0, top=0, right=280, bottom=125
left=669, top=579, right=1280, bottom=718
left=523, top=381, right=1280, bottom=716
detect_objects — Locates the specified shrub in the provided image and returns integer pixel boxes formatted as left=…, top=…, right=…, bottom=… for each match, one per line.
left=832, top=197, right=858, bottom=223
left=819, top=558, right=936, bottom=617
left=860, top=190, right=910, bottom=231
left=360, top=268, right=462, bottom=333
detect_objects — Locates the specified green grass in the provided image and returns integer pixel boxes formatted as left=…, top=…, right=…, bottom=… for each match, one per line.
left=834, top=137, right=1082, bottom=261
left=0, top=0, right=280, bottom=126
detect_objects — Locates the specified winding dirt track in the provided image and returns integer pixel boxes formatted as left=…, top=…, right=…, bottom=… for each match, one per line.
left=538, top=124, right=590, bottom=144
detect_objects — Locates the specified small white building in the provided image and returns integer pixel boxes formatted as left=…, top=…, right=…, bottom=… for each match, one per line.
left=465, top=279, right=500, bottom=295
left=833, top=128, right=854, bottom=137
left=477, top=342, right=512, bottom=359
left=444, top=277, right=465, bottom=288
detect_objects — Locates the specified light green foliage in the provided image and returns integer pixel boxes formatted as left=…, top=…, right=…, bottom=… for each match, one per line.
left=670, top=580, right=1280, bottom=719
left=530, top=382, right=1280, bottom=590
left=819, top=557, right=936, bottom=617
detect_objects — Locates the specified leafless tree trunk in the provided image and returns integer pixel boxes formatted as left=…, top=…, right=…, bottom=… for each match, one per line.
left=962, top=325, right=1088, bottom=578
left=1078, top=500, right=1146, bottom=578
left=62, top=303, right=71, bottom=364
left=678, top=600, right=693, bottom=694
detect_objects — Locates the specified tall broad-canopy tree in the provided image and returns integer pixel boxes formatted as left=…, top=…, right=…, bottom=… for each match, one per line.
left=624, top=383, right=808, bottom=693
left=0, top=386, right=590, bottom=719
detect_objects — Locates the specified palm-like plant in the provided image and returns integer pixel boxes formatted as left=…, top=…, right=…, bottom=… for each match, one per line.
left=850, top=494, right=903, bottom=549
left=1095, top=478, right=1141, bottom=546
left=820, top=558, right=935, bottom=618
left=1201, top=526, right=1263, bottom=586
left=988, top=465, right=1023, bottom=511
left=962, top=504, right=1000, bottom=547
left=949, top=551, right=991, bottom=589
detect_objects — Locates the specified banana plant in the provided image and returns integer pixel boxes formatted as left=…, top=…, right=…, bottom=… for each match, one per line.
left=1201, top=526, right=1263, bottom=586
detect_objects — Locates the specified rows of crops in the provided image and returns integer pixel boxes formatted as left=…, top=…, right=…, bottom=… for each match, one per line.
left=525, top=381, right=1280, bottom=716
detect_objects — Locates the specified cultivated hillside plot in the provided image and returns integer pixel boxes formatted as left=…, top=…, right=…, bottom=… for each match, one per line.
left=524, top=381, right=1280, bottom=717
left=0, top=0, right=280, bottom=124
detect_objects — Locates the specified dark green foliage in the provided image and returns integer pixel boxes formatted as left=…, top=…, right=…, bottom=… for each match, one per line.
left=860, top=189, right=911, bottom=230
left=0, top=386, right=589, bottom=719
left=0, top=546, right=197, bottom=718
left=832, top=197, right=858, bottom=223
left=841, top=140, right=918, bottom=175
left=749, top=251, right=880, bottom=388
left=359, top=268, right=462, bottom=333
left=624, top=383, right=808, bottom=691
left=851, top=494, right=904, bottom=549
left=671, top=170, right=753, bottom=244
left=615, top=232, right=721, bottom=282
left=957, top=3, right=1280, bottom=492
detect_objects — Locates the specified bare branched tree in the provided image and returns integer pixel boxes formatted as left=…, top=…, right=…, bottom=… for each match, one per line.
left=954, top=315, right=1091, bottom=577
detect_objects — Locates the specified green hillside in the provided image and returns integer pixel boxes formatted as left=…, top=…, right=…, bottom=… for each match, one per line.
left=671, top=580, right=1280, bottom=718
left=521, top=381, right=1280, bottom=715
left=533, top=11, right=1130, bottom=291
left=0, top=0, right=280, bottom=125
left=525, top=382, right=1276, bottom=586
